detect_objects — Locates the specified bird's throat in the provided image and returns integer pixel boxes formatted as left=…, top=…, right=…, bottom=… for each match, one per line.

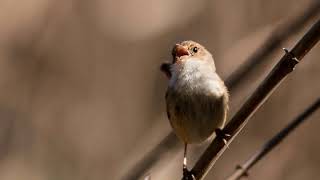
left=169, top=60, right=223, bottom=96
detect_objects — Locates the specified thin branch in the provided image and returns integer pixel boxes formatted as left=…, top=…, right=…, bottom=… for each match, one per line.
left=225, top=0, right=320, bottom=91
left=123, top=133, right=180, bottom=180
left=226, top=98, right=320, bottom=180
left=122, top=2, right=320, bottom=179
left=188, top=18, right=320, bottom=180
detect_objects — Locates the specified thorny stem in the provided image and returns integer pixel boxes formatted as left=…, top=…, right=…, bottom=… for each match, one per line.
left=188, top=18, right=320, bottom=180
left=123, top=2, right=320, bottom=180
left=225, top=98, right=320, bottom=180
left=225, top=0, right=320, bottom=91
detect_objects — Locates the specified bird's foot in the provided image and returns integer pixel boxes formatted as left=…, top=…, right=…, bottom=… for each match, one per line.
left=182, top=167, right=196, bottom=180
left=215, top=128, right=231, bottom=147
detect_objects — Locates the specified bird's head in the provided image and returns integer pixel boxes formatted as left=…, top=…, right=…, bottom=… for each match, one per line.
left=161, top=40, right=214, bottom=78
left=171, top=40, right=212, bottom=63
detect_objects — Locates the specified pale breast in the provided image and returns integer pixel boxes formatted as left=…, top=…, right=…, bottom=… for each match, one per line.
left=169, top=59, right=226, bottom=97
left=166, top=61, right=228, bottom=143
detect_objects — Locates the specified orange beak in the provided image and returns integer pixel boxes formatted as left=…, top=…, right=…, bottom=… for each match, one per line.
left=172, top=44, right=189, bottom=62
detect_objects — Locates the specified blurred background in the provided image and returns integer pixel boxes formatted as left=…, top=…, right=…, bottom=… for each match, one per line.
left=0, top=0, right=319, bottom=179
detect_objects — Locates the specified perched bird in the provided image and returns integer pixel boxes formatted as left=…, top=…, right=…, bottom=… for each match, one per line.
left=161, top=40, right=229, bottom=176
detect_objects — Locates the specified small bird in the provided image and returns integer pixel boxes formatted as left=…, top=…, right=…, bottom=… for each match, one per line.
left=161, top=40, right=229, bottom=176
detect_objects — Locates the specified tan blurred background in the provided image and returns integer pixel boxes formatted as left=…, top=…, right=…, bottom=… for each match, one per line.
left=0, top=0, right=319, bottom=179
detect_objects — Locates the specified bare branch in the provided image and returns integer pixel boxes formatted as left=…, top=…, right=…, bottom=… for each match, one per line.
left=189, top=18, right=320, bottom=180
left=122, top=2, right=320, bottom=179
left=123, top=133, right=180, bottom=180
left=225, top=0, right=320, bottom=91
left=225, top=98, right=320, bottom=180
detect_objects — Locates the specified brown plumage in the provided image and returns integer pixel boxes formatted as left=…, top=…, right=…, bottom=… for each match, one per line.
left=161, top=40, right=229, bottom=174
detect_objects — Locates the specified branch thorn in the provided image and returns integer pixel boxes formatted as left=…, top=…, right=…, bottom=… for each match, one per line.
left=282, top=48, right=300, bottom=63
left=236, top=165, right=249, bottom=177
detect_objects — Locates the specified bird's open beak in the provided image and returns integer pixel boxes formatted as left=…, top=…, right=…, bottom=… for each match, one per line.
left=172, top=44, right=189, bottom=63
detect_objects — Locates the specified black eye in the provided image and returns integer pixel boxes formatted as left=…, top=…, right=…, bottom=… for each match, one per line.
left=192, top=47, right=198, bottom=53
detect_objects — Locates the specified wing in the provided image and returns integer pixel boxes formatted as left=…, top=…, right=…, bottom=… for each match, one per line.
left=160, top=62, right=172, bottom=78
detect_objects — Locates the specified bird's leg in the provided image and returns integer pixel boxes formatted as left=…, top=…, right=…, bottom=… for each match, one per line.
left=182, top=143, right=195, bottom=180
left=215, top=128, right=231, bottom=146
left=183, top=143, right=188, bottom=170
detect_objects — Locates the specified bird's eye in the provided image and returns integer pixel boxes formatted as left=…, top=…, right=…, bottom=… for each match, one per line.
left=192, top=47, right=198, bottom=53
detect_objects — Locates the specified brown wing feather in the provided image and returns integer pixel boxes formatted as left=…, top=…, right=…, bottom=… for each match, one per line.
left=160, top=62, right=172, bottom=78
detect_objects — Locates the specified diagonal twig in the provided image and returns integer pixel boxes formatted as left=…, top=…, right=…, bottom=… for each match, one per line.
left=122, top=2, right=320, bottom=179
left=225, top=98, right=320, bottom=180
left=188, top=18, right=320, bottom=180
left=225, top=0, right=320, bottom=91
left=124, top=133, right=180, bottom=180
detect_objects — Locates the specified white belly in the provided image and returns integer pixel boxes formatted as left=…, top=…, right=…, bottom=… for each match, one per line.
left=166, top=60, right=228, bottom=143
